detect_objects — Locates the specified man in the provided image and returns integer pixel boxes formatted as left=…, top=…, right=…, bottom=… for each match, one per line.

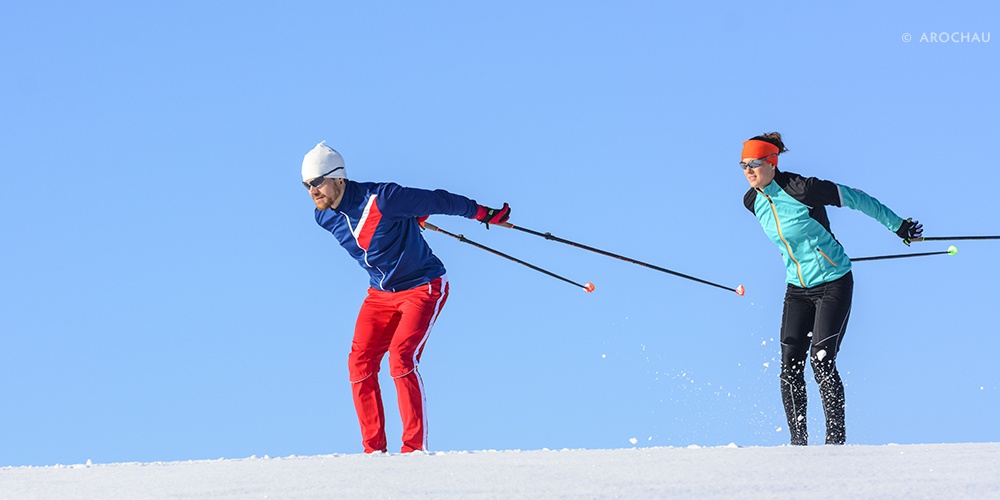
left=301, top=141, right=510, bottom=454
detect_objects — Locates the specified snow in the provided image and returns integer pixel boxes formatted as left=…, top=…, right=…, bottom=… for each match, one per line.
left=2, top=443, right=997, bottom=499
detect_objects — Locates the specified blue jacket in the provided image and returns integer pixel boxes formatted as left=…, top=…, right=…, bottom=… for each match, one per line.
left=744, top=170, right=905, bottom=288
left=316, top=180, right=478, bottom=292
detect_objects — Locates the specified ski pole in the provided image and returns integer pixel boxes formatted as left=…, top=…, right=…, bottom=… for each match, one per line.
left=851, top=246, right=959, bottom=262
left=910, top=236, right=1000, bottom=242
left=422, top=221, right=595, bottom=293
left=496, top=222, right=744, bottom=296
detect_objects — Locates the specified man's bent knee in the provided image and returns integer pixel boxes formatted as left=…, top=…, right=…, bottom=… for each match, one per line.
left=349, top=352, right=379, bottom=383
left=389, top=360, right=416, bottom=379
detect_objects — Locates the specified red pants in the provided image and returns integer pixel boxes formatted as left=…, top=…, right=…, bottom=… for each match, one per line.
left=348, top=276, right=449, bottom=453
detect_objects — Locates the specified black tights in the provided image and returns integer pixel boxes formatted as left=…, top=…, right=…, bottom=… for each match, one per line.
left=779, top=271, right=853, bottom=445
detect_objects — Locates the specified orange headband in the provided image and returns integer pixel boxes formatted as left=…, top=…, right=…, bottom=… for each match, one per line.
left=742, top=140, right=780, bottom=166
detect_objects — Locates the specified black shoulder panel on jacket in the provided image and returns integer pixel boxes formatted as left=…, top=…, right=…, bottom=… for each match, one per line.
left=774, top=170, right=842, bottom=207
left=743, top=188, right=757, bottom=214
left=774, top=170, right=808, bottom=201
left=774, top=170, right=836, bottom=235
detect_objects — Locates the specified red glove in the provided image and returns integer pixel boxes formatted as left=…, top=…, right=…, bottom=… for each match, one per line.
left=417, top=215, right=429, bottom=228
left=474, top=203, right=511, bottom=228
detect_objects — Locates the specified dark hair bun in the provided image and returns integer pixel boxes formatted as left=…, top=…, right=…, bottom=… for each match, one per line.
left=749, top=132, right=788, bottom=153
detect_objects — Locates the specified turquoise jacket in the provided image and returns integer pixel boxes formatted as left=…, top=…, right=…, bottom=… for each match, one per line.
left=744, top=170, right=905, bottom=288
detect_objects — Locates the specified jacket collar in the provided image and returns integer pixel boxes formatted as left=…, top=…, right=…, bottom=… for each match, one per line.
left=333, top=180, right=362, bottom=213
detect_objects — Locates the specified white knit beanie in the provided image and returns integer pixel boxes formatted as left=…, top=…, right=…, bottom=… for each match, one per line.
left=301, top=141, right=347, bottom=182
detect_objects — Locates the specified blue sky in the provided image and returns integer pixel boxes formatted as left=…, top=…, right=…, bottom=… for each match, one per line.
left=1, top=1, right=997, bottom=466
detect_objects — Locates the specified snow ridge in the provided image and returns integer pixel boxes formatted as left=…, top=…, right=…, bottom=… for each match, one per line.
left=2, top=443, right=998, bottom=499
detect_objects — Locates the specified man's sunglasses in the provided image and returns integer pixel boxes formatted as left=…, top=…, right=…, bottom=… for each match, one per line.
left=302, top=167, right=345, bottom=189
left=739, top=153, right=778, bottom=170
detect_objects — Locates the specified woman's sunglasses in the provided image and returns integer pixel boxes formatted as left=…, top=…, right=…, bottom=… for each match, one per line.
left=739, top=153, right=777, bottom=170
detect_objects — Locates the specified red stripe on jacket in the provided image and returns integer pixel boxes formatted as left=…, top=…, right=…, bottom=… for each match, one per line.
left=354, top=195, right=383, bottom=251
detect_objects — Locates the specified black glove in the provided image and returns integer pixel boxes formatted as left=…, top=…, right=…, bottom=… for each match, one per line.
left=895, top=218, right=923, bottom=245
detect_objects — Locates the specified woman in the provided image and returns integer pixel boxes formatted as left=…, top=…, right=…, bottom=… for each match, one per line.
left=741, top=132, right=922, bottom=445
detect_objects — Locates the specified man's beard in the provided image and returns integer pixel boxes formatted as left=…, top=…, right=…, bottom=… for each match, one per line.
left=313, top=195, right=333, bottom=210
